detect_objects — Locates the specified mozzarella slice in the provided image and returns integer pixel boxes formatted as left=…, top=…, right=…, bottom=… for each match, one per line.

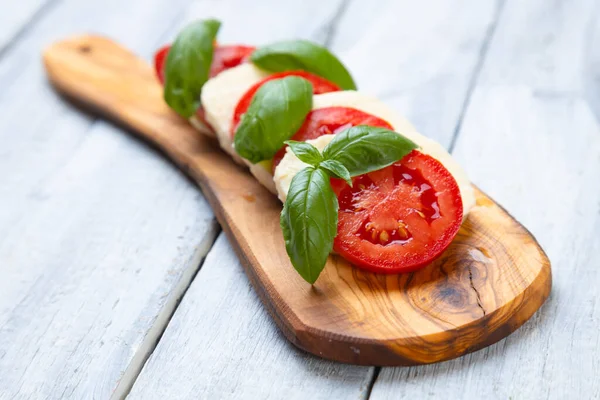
left=274, top=93, right=475, bottom=216
left=201, top=63, right=269, bottom=163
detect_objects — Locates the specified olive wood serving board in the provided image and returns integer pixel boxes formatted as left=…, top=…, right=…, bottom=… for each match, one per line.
left=43, top=35, right=551, bottom=366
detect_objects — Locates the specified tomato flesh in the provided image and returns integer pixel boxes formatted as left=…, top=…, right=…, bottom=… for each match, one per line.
left=153, top=44, right=255, bottom=85
left=230, top=71, right=341, bottom=137
left=331, top=150, right=463, bottom=274
left=271, top=107, right=393, bottom=172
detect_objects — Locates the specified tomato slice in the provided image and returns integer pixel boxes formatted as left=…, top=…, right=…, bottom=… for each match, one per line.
left=153, top=44, right=255, bottom=85
left=210, top=45, right=255, bottom=77
left=230, top=71, right=341, bottom=137
left=154, top=45, right=171, bottom=85
left=271, top=107, right=393, bottom=172
left=331, top=150, right=463, bottom=274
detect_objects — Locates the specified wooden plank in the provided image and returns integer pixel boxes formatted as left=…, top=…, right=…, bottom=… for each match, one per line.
left=0, top=0, right=52, bottom=54
left=0, top=0, right=219, bottom=398
left=127, top=0, right=502, bottom=397
left=371, top=0, right=600, bottom=398
left=330, top=0, right=501, bottom=147
left=124, top=1, right=379, bottom=398
left=128, top=234, right=375, bottom=399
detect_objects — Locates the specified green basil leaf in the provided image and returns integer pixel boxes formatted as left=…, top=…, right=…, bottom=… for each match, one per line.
left=250, top=40, right=357, bottom=90
left=322, top=126, right=418, bottom=176
left=234, top=77, right=313, bottom=163
left=319, top=159, right=352, bottom=186
left=163, top=19, right=220, bottom=117
left=284, top=140, right=323, bottom=166
left=280, top=167, right=338, bottom=284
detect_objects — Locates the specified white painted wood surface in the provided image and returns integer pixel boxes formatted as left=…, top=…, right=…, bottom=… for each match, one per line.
left=0, top=0, right=51, bottom=52
left=1, top=0, right=598, bottom=398
left=371, top=0, right=600, bottom=398
left=331, top=0, right=502, bottom=148
left=0, top=0, right=220, bottom=398
left=128, top=234, right=375, bottom=400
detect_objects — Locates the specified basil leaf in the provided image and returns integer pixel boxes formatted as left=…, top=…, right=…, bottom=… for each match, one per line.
left=284, top=140, right=323, bottom=166
left=250, top=40, right=357, bottom=90
left=163, top=19, right=220, bottom=117
left=322, top=126, right=418, bottom=176
left=234, top=77, right=313, bottom=163
left=319, top=159, right=352, bottom=186
left=280, top=167, right=338, bottom=284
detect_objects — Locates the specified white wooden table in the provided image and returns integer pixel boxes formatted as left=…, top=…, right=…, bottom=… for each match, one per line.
left=1, top=0, right=598, bottom=398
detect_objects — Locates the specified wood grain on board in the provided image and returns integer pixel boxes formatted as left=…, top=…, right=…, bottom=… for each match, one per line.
left=43, top=34, right=551, bottom=365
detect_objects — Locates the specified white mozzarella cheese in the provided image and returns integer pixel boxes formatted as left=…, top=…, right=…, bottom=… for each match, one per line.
left=200, top=63, right=269, bottom=163
left=273, top=92, right=475, bottom=216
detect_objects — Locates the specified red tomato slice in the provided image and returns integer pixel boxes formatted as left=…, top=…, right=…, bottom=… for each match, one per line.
left=331, top=150, right=463, bottom=274
left=230, top=71, right=341, bottom=138
left=271, top=107, right=393, bottom=172
left=210, top=45, right=255, bottom=77
left=154, top=45, right=171, bottom=85
left=153, top=44, right=254, bottom=85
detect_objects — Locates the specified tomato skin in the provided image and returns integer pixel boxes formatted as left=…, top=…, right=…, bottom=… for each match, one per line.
left=154, top=45, right=171, bottom=84
left=332, top=150, right=463, bottom=274
left=230, top=71, right=341, bottom=137
left=153, top=44, right=255, bottom=85
left=271, top=107, right=393, bottom=172
left=210, top=45, right=255, bottom=77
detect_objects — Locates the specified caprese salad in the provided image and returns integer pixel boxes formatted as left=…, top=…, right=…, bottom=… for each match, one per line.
left=155, top=19, right=476, bottom=283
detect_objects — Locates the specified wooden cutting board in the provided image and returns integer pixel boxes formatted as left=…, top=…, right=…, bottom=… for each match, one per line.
left=43, top=35, right=551, bottom=366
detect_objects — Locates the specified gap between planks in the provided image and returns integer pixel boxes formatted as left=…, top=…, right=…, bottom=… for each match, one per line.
left=0, top=0, right=63, bottom=61
left=322, top=0, right=353, bottom=48
left=114, top=226, right=221, bottom=400
left=109, top=13, right=230, bottom=397
left=0, top=1, right=222, bottom=398
left=447, top=0, right=506, bottom=153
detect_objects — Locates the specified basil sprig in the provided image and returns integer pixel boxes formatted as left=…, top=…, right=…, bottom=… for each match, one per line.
left=163, top=19, right=220, bottom=117
left=234, top=77, right=313, bottom=163
left=281, top=126, right=418, bottom=284
left=250, top=40, right=357, bottom=90
left=281, top=167, right=338, bottom=284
